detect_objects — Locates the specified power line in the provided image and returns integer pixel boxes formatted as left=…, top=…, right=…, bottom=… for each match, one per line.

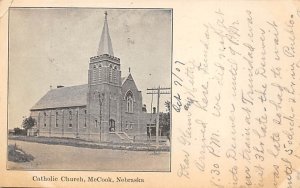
left=146, top=86, right=171, bottom=149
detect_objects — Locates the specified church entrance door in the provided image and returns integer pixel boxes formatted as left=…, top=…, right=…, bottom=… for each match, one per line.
left=109, top=119, right=115, bottom=132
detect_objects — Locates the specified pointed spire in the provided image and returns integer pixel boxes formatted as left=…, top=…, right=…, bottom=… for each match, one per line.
left=97, top=11, right=114, bottom=56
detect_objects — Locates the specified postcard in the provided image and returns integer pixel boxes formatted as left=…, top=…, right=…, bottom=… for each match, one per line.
left=0, top=0, right=300, bottom=187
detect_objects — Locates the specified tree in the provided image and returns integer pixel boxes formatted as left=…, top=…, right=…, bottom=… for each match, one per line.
left=164, top=100, right=171, bottom=113
left=159, top=100, right=171, bottom=137
left=22, top=116, right=36, bottom=130
left=13, top=127, right=27, bottom=136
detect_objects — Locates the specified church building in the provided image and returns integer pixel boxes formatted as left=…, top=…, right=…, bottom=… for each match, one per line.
left=28, top=12, right=156, bottom=142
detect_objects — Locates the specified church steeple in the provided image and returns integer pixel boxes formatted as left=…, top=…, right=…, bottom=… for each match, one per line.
left=89, top=10, right=120, bottom=87
left=97, top=11, right=114, bottom=56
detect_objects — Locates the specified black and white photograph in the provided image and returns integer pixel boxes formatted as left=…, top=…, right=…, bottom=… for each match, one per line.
left=7, top=8, right=172, bottom=171
left=2, top=0, right=300, bottom=187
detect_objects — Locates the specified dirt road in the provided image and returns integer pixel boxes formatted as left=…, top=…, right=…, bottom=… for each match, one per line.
left=7, top=140, right=170, bottom=171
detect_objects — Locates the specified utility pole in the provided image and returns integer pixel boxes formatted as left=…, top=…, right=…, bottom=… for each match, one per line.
left=96, top=92, right=105, bottom=142
left=146, top=86, right=171, bottom=149
left=156, top=87, right=160, bottom=147
left=49, top=110, right=51, bottom=137
left=62, top=109, right=64, bottom=137
left=108, top=92, right=111, bottom=131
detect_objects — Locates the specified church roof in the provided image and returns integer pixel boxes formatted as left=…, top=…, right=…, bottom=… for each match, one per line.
left=31, top=84, right=88, bottom=110
left=121, top=77, right=126, bottom=85
left=97, top=11, right=114, bottom=56
left=122, top=73, right=136, bottom=85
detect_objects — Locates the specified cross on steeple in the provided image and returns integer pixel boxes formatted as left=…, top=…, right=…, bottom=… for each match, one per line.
left=104, top=11, right=108, bottom=20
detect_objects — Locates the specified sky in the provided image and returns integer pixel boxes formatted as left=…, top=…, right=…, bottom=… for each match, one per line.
left=8, top=8, right=172, bottom=129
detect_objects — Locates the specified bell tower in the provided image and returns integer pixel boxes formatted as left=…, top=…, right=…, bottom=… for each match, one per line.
left=87, top=11, right=122, bottom=141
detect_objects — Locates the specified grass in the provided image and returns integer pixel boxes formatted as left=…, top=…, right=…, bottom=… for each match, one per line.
left=8, top=136, right=170, bottom=152
left=8, top=143, right=34, bottom=163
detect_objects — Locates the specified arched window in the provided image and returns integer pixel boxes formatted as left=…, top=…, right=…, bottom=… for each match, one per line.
left=61, top=109, right=64, bottom=126
left=98, top=64, right=102, bottom=81
left=93, top=65, right=97, bottom=82
left=84, top=110, right=87, bottom=127
left=126, top=91, right=134, bottom=113
left=55, top=111, right=59, bottom=127
left=113, top=66, right=117, bottom=83
left=44, top=111, right=47, bottom=127
left=130, top=122, right=133, bottom=129
left=69, top=110, right=72, bottom=128
left=109, top=64, right=113, bottom=82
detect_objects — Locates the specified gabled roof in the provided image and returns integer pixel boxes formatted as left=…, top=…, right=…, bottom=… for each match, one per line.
left=31, top=84, right=88, bottom=110
left=122, top=73, right=134, bottom=85
left=122, top=73, right=141, bottom=92
left=127, top=73, right=134, bottom=81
